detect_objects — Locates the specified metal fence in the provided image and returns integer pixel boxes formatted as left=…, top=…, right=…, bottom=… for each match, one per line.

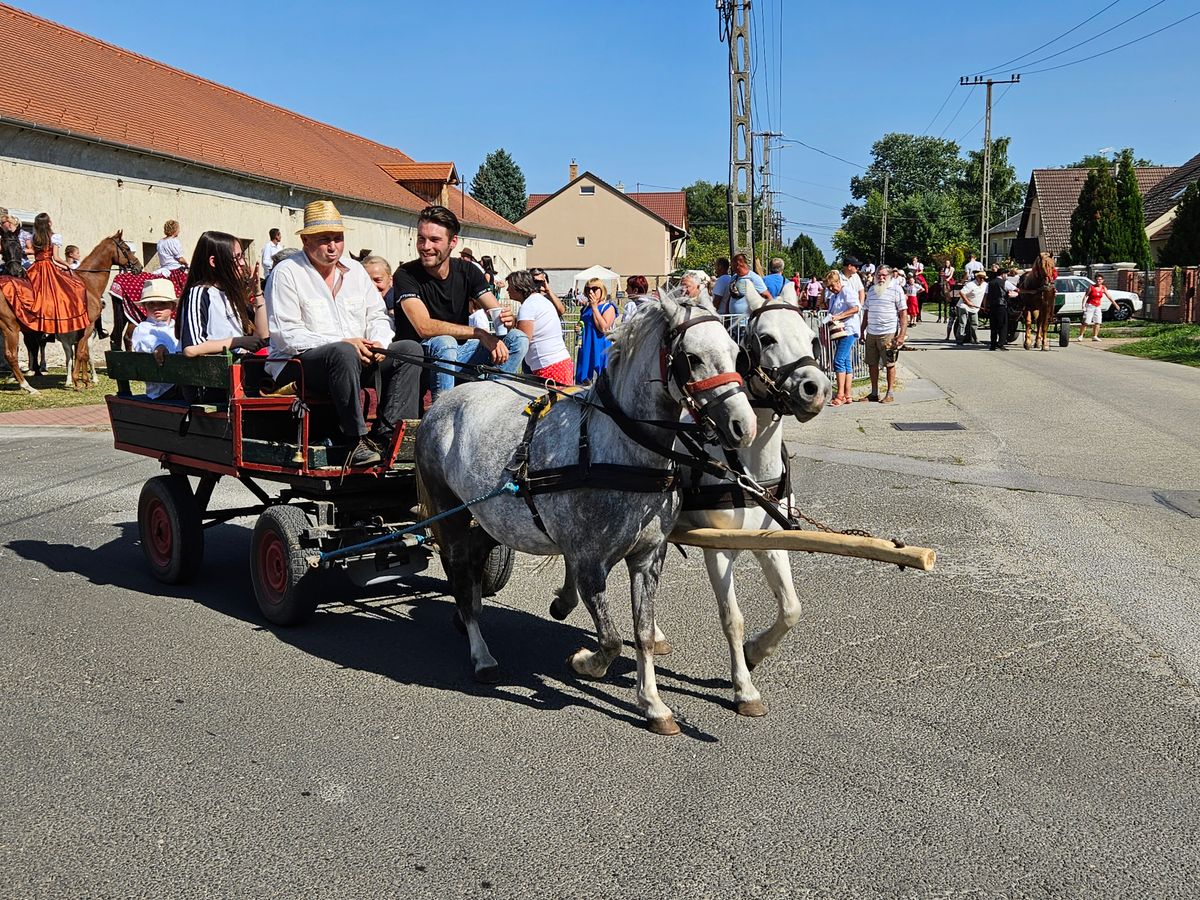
left=717, top=312, right=868, bottom=380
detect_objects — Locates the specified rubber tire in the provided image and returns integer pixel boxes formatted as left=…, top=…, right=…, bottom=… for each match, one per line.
left=1111, top=300, right=1134, bottom=322
left=1058, top=318, right=1071, bottom=347
left=251, top=505, right=318, bottom=627
left=137, top=475, right=204, bottom=584
left=481, top=544, right=515, bottom=597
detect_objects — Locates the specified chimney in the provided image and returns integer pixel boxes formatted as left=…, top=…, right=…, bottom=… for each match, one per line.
left=569, top=159, right=578, bottom=181
left=615, top=181, right=625, bottom=193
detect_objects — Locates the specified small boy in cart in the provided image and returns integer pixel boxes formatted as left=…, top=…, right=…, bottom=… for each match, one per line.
left=130, top=279, right=181, bottom=401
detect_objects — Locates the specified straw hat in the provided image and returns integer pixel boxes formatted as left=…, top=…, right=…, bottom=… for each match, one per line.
left=139, top=278, right=178, bottom=305
left=296, top=200, right=348, bottom=236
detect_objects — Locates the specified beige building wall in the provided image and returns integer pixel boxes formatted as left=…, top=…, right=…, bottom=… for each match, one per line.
left=0, top=125, right=527, bottom=291
left=519, top=176, right=672, bottom=277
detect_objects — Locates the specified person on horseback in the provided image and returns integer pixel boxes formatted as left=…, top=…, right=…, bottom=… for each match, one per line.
left=266, top=201, right=423, bottom=468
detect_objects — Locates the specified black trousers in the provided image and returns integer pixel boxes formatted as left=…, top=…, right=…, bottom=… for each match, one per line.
left=297, top=339, right=422, bottom=439
left=989, top=305, right=1010, bottom=348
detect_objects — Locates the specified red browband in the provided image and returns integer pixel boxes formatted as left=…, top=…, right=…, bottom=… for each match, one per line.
left=687, top=372, right=744, bottom=394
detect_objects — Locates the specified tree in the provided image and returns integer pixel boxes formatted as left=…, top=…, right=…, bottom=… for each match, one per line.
left=1159, top=181, right=1200, bottom=267
left=469, top=149, right=527, bottom=222
left=1066, top=164, right=1121, bottom=265
left=1113, top=149, right=1154, bottom=269
left=959, top=137, right=1026, bottom=238
left=786, top=233, right=827, bottom=278
left=677, top=179, right=773, bottom=272
left=850, top=133, right=964, bottom=201
left=1067, top=148, right=1158, bottom=169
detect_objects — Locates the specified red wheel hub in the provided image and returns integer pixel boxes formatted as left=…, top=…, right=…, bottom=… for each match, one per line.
left=144, top=498, right=173, bottom=567
left=258, top=530, right=288, bottom=601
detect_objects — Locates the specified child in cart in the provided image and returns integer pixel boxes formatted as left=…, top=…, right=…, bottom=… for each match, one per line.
left=130, top=279, right=181, bottom=401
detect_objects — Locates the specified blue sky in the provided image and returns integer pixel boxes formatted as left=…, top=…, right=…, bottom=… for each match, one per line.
left=13, top=0, right=1200, bottom=257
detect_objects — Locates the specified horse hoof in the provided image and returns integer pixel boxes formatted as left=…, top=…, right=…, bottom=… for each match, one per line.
left=549, top=598, right=572, bottom=621
left=653, top=639, right=673, bottom=656
left=736, top=699, right=768, bottom=718
left=647, top=715, right=681, bottom=736
left=474, top=664, right=501, bottom=684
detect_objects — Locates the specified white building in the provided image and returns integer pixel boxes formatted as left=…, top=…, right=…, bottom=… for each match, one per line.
left=0, top=6, right=530, bottom=280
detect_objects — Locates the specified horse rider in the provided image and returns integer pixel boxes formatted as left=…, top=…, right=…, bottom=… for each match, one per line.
left=265, top=200, right=423, bottom=468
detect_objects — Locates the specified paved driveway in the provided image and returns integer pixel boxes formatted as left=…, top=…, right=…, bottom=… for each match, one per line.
left=1, top=334, right=1197, bottom=898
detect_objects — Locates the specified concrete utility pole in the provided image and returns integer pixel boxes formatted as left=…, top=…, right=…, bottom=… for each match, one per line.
left=879, top=171, right=889, bottom=267
left=959, top=74, right=1020, bottom=264
left=718, top=0, right=755, bottom=267
left=756, top=130, right=783, bottom=258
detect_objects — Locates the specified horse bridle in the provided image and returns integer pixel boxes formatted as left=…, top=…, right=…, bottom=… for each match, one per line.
left=659, top=307, right=747, bottom=431
left=738, top=303, right=820, bottom=415
left=74, top=237, right=141, bottom=274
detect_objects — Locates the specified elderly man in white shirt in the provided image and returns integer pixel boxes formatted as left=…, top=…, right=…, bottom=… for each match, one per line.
left=266, top=200, right=422, bottom=467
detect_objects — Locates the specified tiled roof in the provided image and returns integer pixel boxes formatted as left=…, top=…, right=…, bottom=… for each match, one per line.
left=0, top=5, right=526, bottom=237
left=378, top=163, right=459, bottom=184
left=988, top=211, right=1022, bottom=235
left=1023, top=166, right=1175, bottom=255
left=526, top=179, right=687, bottom=232
left=1142, top=151, right=1200, bottom=227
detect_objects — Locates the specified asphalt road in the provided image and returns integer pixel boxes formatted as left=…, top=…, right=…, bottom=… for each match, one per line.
left=1, top=330, right=1198, bottom=898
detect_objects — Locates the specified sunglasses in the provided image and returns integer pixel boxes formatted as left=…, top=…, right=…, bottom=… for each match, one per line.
left=587, top=286, right=602, bottom=292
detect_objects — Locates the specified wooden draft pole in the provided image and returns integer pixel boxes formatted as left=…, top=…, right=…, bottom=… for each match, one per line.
left=669, top=526, right=937, bottom=571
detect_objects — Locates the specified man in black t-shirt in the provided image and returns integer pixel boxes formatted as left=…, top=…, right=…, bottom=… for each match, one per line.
left=393, top=205, right=527, bottom=401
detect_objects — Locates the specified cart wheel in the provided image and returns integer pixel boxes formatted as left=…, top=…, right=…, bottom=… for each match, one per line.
left=481, top=544, right=515, bottom=597
left=138, top=475, right=204, bottom=584
left=1058, top=317, right=1071, bottom=347
left=251, top=505, right=318, bottom=626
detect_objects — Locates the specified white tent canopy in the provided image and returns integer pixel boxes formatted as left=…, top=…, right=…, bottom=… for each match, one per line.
left=572, top=264, right=621, bottom=296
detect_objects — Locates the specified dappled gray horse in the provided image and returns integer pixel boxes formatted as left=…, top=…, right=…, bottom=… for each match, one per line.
left=416, top=293, right=756, bottom=735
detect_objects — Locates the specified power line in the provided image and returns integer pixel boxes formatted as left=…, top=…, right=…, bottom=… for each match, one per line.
left=774, top=174, right=850, bottom=193
left=777, top=138, right=867, bottom=170
left=973, top=0, right=1123, bottom=76
left=1002, top=0, right=1169, bottom=72
left=921, top=82, right=958, bottom=135
left=955, top=82, right=1016, bottom=143
left=1024, top=8, right=1200, bottom=74
left=937, top=91, right=972, bottom=139
left=773, top=190, right=845, bottom=212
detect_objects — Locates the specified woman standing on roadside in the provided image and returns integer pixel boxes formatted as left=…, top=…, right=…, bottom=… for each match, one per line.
left=574, top=277, right=617, bottom=384
left=824, top=269, right=860, bottom=406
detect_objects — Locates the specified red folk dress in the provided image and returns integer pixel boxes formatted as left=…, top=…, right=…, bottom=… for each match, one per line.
left=25, top=245, right=90, bottom=333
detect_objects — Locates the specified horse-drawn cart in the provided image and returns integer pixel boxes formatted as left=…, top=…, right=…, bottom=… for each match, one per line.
left=105, top=351, right=514, bottom=626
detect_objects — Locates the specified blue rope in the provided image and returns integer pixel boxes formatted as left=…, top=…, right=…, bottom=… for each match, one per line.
left=318, top=482, right=519, bottom=564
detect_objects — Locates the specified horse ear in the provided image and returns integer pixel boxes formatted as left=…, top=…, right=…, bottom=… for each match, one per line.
left=743, top=280, right=766, bottom=311
left=659, top=291, right=683, bottom=322
left=779, top=280, right=799, bottom=306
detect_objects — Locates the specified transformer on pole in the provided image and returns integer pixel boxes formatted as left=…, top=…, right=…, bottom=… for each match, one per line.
left=717, top=0, right=755, bottom=268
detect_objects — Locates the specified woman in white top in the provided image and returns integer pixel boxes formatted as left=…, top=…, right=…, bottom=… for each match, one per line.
left=178, top=230, right=267, bottom=358
left=156, top=219, right=189, bottom=273
left=512, top=269, right=573, bottom=385
left=824, top=269, right=861, bottom=407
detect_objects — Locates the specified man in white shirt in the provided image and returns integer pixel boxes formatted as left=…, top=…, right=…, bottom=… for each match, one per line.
left=842, top=257, right=865, bottom=305
left=260, top=228, right=282, bottom=289
left=963, top=253, right=984, bottom=279
left=266, top=200, right=422, bottom=467
left=955, top=268, right=987, bottom=345
left=858, top=265, right=908, bottom=402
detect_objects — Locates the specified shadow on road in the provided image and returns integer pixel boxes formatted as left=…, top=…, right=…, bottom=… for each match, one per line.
left=7, top=522, right=721, bottom=741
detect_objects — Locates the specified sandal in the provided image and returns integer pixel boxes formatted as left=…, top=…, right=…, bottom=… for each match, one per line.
left=830, top=396, right=847, bottom=406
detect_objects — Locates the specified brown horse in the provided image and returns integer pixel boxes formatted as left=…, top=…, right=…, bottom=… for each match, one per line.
left=60, top=232, right=142, bottom=387
left=1018, top=252, right=1057, bottom=351
left=0, top=262, right=39, bottom=394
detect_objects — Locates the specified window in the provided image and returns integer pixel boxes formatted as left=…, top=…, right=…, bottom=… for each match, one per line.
left=579, top=185, right=595, bottom=196
left=576, top=236, right=586, bottom=247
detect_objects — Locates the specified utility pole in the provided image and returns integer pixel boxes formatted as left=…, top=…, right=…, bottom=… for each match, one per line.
left=959, top=74, right=1019, bottom=265
left=756, top=130, right=783, bottom=260
left=718, top=1, right=755, bottom=268
left=879, top=171, right=889, bottom=266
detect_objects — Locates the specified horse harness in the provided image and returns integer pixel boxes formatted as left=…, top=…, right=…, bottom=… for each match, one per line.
left=738, top=302, right=820, bottom=417
left=506, top=311, right=748, bottom=538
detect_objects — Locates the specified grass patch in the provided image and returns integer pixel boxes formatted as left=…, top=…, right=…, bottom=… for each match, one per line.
left=0, top=368, right=125, bottom=413
left=1109, top=324, right=1200, bottom=368
left=1098, top=317, right=1153, bottom=332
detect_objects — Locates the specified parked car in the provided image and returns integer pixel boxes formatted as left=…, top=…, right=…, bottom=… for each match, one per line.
left=1054, top=276, right=1142, bottom=321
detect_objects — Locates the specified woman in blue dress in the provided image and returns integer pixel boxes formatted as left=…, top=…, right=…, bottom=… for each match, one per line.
left=574, top=277, right=617, bottom=384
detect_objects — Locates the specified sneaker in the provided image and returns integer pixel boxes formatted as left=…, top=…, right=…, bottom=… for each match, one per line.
left=347, top=437, right=382, bottom=467
left=1091, top=336, right=1102, bottom=342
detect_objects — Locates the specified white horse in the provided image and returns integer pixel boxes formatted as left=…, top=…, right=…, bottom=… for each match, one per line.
left=670, top=280, right=832, bottom=715
left=416, top=292, right=757, bottom=735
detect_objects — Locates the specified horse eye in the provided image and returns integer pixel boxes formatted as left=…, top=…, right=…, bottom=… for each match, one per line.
left=759, top=334, right=777, bottom=347
left=684, top=352, right=703, bottom=369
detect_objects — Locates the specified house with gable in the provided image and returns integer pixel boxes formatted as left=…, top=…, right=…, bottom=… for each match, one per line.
left=517, top=163, right=688, bottom=291
left=1142, top=151, right=1200, bottom=259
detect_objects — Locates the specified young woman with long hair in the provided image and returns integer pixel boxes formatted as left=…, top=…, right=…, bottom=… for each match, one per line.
left=25, top=212, right=90, bottom=333
left=177, top=230, right=267, bottom=357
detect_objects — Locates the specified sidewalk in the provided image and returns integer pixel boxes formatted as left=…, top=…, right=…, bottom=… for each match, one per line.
left=0, top=404, right=110, bottom=428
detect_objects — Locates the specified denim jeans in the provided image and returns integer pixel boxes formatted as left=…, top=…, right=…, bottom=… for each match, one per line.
left=423, top=331, right=529, bottom=400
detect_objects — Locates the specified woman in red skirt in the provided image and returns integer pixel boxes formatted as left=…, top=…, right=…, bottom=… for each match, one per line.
left=512, top=269, right=574, bottom=385
left=25, top=213, right=90, bottom=334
